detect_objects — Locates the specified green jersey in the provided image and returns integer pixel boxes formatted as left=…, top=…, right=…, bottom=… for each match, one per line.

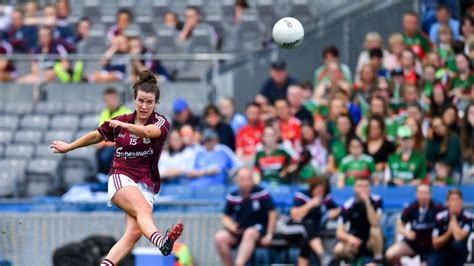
left=360, top=117, right=398, bottom=142
left=387, top=151, right=427, bottom=183
left=330, top=138, right=347, bottom=168
left=255, top=149, right=291, bottom=184
left=340, top=154, right=375, bottom=185
left=450, top=74, right=474, bottom=96
left=403, top=32, right=431, bottom=56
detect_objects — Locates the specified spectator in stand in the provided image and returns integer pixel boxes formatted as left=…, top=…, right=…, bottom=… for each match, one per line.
left=129, top=36, right=172, bottom=81
left=386, top=33, right=406, bottom=71
left=24, top=1, right=38, bottom=19
left=74, top=17, right=90, bottom=45
left=433, top=161, right=455, bottom=186
left=287, top=84, right=314, bottom=126
left=256, top=60, right=298, bottom=105
left=96, top=88, right=132, bottom=177
left=232, top=0, right=249, bottom=25
left=425, top=116, right=461, bottom=170
left=357, top=96, right=398, bottom=141
left=171, top=98, right=201, bottom=130
left=178, top=6, right=217, bottom=46
left=385, top=184, right=444, bottom=266
left=405, top=103, right=430, bottom=137
left=54, top=0, right=75, bottom=46
left=289, top=177, right=340, bottom=266
left=202, top=104, right=235, bottom=151
left=459, top=15, right=474, bottom=54
left=107, top=8, right=132, bottom=42
left=274, top=99, right=302, bottom=152
left=163, top=11, right=182, bottom=31
left=363, top=115, right=396, bottom=173
left=368, top=48, right=390, bottom=79
left=436, top=25, right=456, bottom=71
left=0, top=46, right=14, bottom=81
left=89, top=35, right=129, bottom=83
left=219, top=97, right=247, bottom=135
left=186, top=129, right=240, bottom=187
left=18, top=27, right=68, bottom=83
left=449, top=53, right=473, bottom=103
left=256, top=118, right=299, bottom=160
left=301, top=124, right=328, bottom=175
left=401, top=49, right=422, bottom=85
left=386, top=125, right=427, bottom=186
left=405, top=116, right=425, bottom=152
left=424, top=52, right=450, bottom=85
left=402, top=11, right=432, bottom=60
left=333, top=178, right=384, bottom=264
left=313, top=45, right=352, bottom=87
left=352, top=64, right=377, bottom=101
left=327, top=113, right=356, bottom=173
left=421, top=65, right=438, bottom=101
left=461, top=103, right=474, bottom=181
left=432, top=189, right=473, bottom=266
left=429, top=4, right=460, bottom=44
left=429, top=84, right=451, bottom=117
left=441, top=105, right=460, bottom=134
left=254, top=126, right=292, bottom=185
left=339, top=137, right=376, bottom=187
left=235, top=102, right=263, bottom=165
left=313, top=62, right=351, bottom=107
left=355, top=32, right=390, bottom=81
left=0, top=4, right=13, bottom=32
left=3, top=9, right=37, bottom=53
left=159, top=130, right=195, bottom=184
left=214, top=168, right=276, bottom=266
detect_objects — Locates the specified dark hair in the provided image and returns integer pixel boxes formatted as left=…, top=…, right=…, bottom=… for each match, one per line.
left=346, top=136, right=363, bottom=152
left=436, top=3, right=449, bottom=12
left=245, top=101, right=260, bottom=110
left=203, top=104, right=220, bottom=117
left=322, top=45, right=339, bottom=58
left=117, top=8, right=133, bottom=21
left=235, top=0, right=249, bottom=9
left=367, top=114, right=386, bottom=140
left=103, top=87, right=118, bottom=96
left=446, top=188, right=462, bottom=200
left=369, top=47, right=383, bottom=59
left=185, top=5, right=201, bottom=16
left=308, top=177, right=330, bottom=196
left=78, top=16, right=90, bottom=24
left=132, top=70, right=160, bottom=102
left=460, top=15, right=474, bottom=36
left=461, top=103, right=474, bottom=161
left=370, top=95, right=389, bottom=117
left=336, top=113, right=356, bottom=137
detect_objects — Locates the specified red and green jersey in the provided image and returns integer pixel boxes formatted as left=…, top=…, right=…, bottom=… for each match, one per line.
left=387, top=151, right=427, bottom=183
left=403, top=32, right=432, bottom=58
left=340, top=154, right=376, bottom=185
left=254, top=149, right=291, bottom=184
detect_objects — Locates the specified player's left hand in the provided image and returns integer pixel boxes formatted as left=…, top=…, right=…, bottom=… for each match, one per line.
left=50, top=141, right=71, bottom=153
left=260, top=234, right=273, bottom=246
left=108, top=120, right=127, bottom=129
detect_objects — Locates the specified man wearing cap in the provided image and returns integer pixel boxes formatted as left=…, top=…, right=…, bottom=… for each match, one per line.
left=385, top=126, right=427, bottom=186
left=187, top=129, right=240, bottom=188
left=171, top=98, right=201, bottom=130
left=256, top=60, right=298, bottom=105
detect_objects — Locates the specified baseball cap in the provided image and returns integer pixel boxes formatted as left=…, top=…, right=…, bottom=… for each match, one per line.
left=201, top=128, right=218, bottom=142
left=270, top=60, right=286, bottom=70
left=173, top=98, right=188, bottom=113
left=397, top=125, right=413, bottom=139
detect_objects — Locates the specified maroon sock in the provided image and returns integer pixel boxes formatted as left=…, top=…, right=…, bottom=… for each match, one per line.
left=149, top=231, right=165, bottom=247
left=100, top=259, right=115, bottom=266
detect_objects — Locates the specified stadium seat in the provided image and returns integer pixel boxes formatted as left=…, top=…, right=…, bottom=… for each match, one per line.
left=75, top=130, right=91, bottom=140
left=34, top=102, right=65, bottom=116
left=88, top=23, right=107, bottom=37
left=49, top=115, right=80, bottom=130
left=152, top=0, right=170, bottom=23
left=35, top=144, right=63, bottom=160
left=26, top=159, right=60, bottom=185
left=43, top=130, right=75, bottom=144
left=223, top=14, right=265, bottom=52
left=13, top=130, right=44, bottom=145
left=4, top=102, right=34, bottom=115
left=5, top=144, right=35, bottom=159
left=63, top=146, right=97, bottom=186
left=288, top=0, right=316, bottom=26
left=83, top=0, right=102, bottom=23
left=221, top=0, right=236, bottom=24
left=0, top=84, right=34, bottom=104
left=43, top=84, right=124, bottom=103
left=80, top=114, right=99, bottom=130
left=155, top=25, right=179, bottom=54
left=267, top=185, right=293, bottom=212
left=194, top=185, right=226, bottom=199
left=123, top=23, right=143, bottom=37
left=64, top=102, right=95, bottom=115
left=19, top=114, right=50, bottom=130
left=68, top=0, right=85, bottom=23
left=0, top=115, right=19, bottom=130
left=256, top=0, right=280, bottom=31
left=77, top=35, right=107, bottom=54
left=0, top=130, right=14, bottom=145
left=161, top=185, right=193, bottom=198
left=99, top=0, right=119, bottom=24
left=0, top=144, right=3, bottom=158
left=0, top=168, right=20, bottom=197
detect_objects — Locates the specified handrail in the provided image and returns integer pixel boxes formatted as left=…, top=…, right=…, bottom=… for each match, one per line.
left=0, top=53, right=238, bottom=61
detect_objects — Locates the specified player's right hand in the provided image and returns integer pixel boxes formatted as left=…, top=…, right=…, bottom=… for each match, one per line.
left=50, top=141, right=71, bottom=153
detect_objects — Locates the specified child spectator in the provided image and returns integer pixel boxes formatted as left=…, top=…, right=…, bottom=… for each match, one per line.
left=338, top=137, right=376, bottom=187
left=433, top=161, right=455, bottom=186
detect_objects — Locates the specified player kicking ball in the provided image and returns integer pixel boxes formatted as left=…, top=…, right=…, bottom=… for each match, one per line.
left=50, top=70, right=183, bottom=266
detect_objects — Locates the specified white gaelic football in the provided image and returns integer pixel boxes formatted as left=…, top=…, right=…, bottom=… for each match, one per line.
left=272, top=17, right=304, bottom=49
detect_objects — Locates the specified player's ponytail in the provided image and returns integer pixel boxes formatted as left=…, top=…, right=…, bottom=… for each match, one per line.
left=133, top=70, right=160, bottom=103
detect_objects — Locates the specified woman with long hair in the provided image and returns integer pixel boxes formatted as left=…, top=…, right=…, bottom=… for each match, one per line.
left=461, top=103, right=474, bottom=180
left=51, top=70, right=183, bottom=266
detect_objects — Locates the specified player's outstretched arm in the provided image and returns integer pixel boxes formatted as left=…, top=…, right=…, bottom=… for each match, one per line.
left=109, top=120, right=161, bottom=139
left=51, top=130, right=103, bottom=153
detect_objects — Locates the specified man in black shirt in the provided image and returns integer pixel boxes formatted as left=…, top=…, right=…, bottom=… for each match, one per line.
left=333, top=178, right=384, bottom=264
left=432, top=189, right=473, bottom=266
left=287, top=84, right=314, bottom=126
left=290, top=177, right=340, bottom=265
left=385, top=184, right=444, bottom=265
left=214, top=168, right=277, bottom=266
left=256, top=60, right=298, bottom=105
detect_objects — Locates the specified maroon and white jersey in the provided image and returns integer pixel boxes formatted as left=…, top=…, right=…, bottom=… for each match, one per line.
left=97, top=111, right=170, bottom=193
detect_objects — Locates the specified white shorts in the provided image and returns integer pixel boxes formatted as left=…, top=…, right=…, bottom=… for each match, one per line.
left=107, top=174, right=156, bottom=207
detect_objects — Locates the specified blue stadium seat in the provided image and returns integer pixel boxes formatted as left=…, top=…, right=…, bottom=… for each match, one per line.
left=194, top=185, right=226, bottom=199
left=0, top=130, right=14, bottom=145
left=34, top=102, right=64, bottom=116
left=13, top=130, right=44, bottom=145
left=267, top=185, right=293, bottom=212
left=19, top=114, right=49, bottom=130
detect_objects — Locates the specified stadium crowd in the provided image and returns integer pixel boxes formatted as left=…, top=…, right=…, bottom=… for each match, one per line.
left=1, top=0, right=473, bottom=265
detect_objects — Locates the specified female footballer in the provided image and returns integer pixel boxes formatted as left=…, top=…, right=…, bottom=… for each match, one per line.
left=50, top=70, right=183, bottom=266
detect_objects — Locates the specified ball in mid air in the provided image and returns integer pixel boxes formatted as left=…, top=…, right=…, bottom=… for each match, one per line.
left=272, top=17, right=304, bottom=49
